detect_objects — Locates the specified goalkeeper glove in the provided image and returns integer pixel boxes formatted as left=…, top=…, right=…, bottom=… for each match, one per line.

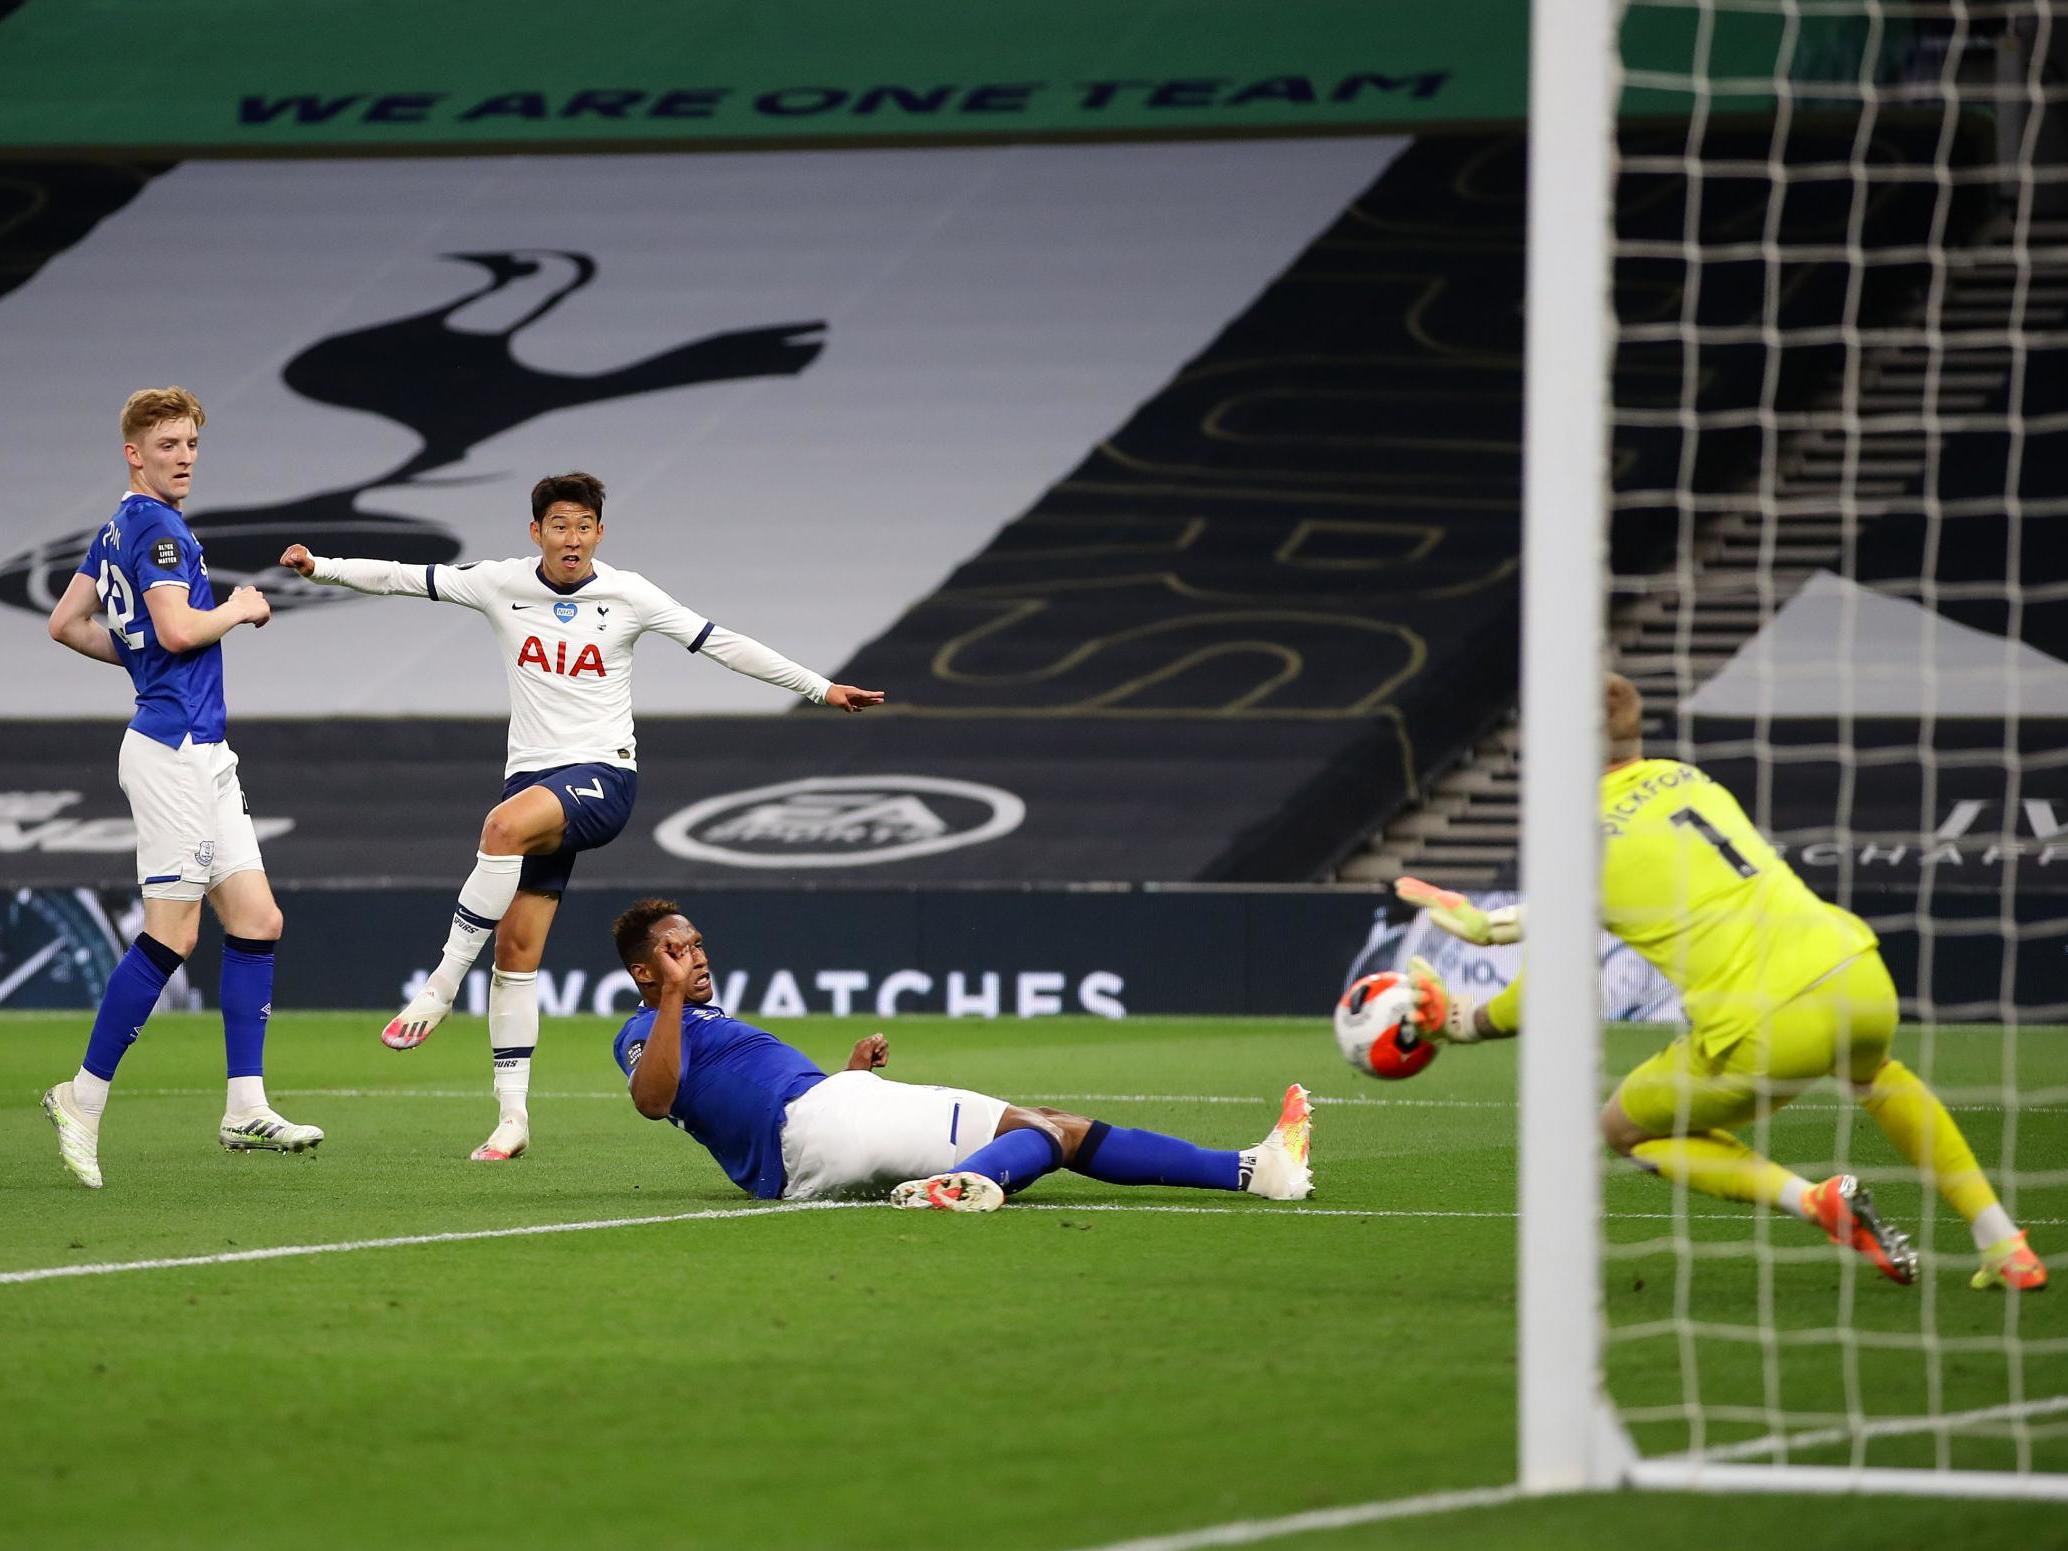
left=1406, top=955, right=1481, bottom=1044
left=1393, top=876, right=1525, bottom=946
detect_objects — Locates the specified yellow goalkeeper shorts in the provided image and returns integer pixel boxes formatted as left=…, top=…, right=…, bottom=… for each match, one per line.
left=1613, top=951, right=1900, bottom=1138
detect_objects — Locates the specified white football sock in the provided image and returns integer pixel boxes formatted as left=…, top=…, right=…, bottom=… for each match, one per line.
left=1973, top=1202, right=2019, bottom=1252
left=71, top=1068, right=110, bottom=1127
left=489, top=968, right=539, bottom=1124
left=225, top=1075, right=269, bottom=1115
left=424, top=852, right=524, bottom=1003
left=1778, top=1175, right=1810, bottom=1220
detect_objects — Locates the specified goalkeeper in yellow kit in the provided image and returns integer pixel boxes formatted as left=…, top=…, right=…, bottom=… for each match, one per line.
left=1401, top=674, right=2044, bottom=1291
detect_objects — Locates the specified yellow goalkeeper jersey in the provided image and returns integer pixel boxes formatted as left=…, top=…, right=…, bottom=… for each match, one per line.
left=1598, top=758, right=1876, bottom=1049
left=1488, top=759, right=1877, bottom=1051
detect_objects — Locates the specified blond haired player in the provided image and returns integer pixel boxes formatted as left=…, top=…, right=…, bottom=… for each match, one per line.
left=41, top=388, right=323, bottom=1188
left=1400, top=673, right=2044, bottom=1292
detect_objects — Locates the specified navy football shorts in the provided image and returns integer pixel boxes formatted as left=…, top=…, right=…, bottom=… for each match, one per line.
left=502, top=762, right=638, bottom=894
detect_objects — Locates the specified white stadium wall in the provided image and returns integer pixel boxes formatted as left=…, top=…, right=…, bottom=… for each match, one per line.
left=0, top=141, right=1401, bottom=718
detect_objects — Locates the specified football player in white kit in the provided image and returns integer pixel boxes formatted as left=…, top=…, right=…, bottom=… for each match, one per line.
left=280, top=471, right=882, bottom=1161
left=42, top=386, right=324, bottom=1189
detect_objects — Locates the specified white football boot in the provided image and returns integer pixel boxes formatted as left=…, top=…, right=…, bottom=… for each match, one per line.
left=891, top=1171, right=1005, bottom=1212
left=42, top=1082, right=103, bottom=1189
left=469, top=1117, right=530, bottom=1162
left=1240, top=1083, right=1314, bottom=1201
left=381, top=983, right=452, bottom=1050
left=219, top=1109, right=326, bottom=1153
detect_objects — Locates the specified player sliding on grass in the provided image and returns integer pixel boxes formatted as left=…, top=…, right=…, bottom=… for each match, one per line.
left=1399, top=672, right=2044, bottom=1293
left=609, top=898, right=1314, bottom=1210
left=42, top=387, right=322, bottom=1188
left=280, top=473, right=882, bottom=1163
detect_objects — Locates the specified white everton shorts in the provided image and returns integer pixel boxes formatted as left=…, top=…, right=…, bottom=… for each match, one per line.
left=119, top=730, right=264, bottom=901
left=779, top=1070, right=1009, bottom=1201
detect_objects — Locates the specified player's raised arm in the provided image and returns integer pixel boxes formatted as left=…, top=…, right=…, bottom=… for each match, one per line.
left=627, top=573, right=884, bottom=710
left=279, top=544, right=498, bottom=611
left=47, top=571, right=122, bottom=665
left=630, top=949, right=691, bottom=1119
left=1395, top=877, right=1526, bottom=946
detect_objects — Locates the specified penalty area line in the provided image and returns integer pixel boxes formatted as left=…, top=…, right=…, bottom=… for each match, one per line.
left=1055, top=1482, right=1526, bottom=1551
left=99, top=1087, right=2068, bottom=1115
left=18, top=1197, right=2025, bottom=1287
left=0, top=1200, right=871, bottom=1286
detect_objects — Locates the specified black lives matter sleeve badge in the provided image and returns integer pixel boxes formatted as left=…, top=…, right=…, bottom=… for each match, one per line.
left=151, top=539, right=180, bottom=571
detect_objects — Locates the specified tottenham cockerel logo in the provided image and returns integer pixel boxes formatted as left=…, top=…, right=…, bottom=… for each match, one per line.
left=0, top=252, right=824, bottom=618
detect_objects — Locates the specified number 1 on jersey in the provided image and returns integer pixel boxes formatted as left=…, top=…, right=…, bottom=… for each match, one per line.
left=1670, top=806, right=1759, bottom=878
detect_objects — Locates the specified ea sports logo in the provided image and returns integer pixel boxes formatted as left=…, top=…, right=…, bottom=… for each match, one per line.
left=654, top=775, right=1025, bottom=869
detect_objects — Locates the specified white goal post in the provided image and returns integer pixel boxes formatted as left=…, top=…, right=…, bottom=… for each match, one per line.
left=1520, top=0, right=2067, bottom=1503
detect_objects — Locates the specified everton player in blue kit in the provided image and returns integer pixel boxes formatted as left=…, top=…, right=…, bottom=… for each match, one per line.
left=40, top=387, right=323, bottom=1189
left=610, top=900, right=1315, bottom=1210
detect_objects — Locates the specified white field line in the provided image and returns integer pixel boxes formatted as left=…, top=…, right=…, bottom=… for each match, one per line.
left=8, top=1198, right=2063, bottom=1287
left=0, top=1200, right=870, bottom=1285
left=1682, top=1394, right=2068, bottom=1463
left=91, top=1086, right=2068, bottom=1114
left=1055, top=1483, right=1526, bottom=1551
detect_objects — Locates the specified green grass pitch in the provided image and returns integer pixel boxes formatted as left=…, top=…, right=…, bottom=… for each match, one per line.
left=2, top=1011, right=2062, bottom=1549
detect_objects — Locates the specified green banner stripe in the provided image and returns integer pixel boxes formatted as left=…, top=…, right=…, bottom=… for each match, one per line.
left=0, top=0, right=1788, bottom=151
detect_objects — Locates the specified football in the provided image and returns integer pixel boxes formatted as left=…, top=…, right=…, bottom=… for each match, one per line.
left=1334, top=971, right=1437, bottom=1080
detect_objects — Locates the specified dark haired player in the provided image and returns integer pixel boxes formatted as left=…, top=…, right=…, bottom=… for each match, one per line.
left=606, top=899, right=1315, bottom=1210
left=281, top=473, right=883, bottom=1162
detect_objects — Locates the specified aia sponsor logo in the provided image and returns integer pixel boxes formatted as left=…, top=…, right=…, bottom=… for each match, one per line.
left=518, top=635, right=606, bottom=677
left=654, top=775, right=1024, bottom=868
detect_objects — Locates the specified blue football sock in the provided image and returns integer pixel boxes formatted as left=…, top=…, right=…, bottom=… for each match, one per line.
left=81, top=933, right=184, bottom=1081
left=955, top=1127, right=1064, bottom=1195
left=1071, top=1121, right=1242, bottom=1192
left=220, top=935, right=277, bottom=1079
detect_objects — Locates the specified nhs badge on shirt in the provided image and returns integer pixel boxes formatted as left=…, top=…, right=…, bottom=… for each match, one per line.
left=554, top=601, right=578, bottom=623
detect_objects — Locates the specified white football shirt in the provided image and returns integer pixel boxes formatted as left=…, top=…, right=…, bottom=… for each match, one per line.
left=309, top=554, right=831, bottom=775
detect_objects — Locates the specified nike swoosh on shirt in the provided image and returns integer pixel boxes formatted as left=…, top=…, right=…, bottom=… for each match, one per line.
left=511, top=603, right=536, bottom=610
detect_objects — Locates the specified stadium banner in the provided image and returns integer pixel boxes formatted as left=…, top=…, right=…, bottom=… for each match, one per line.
left=5, top=715, right=1398, bottom=886
left=0, top=1, right=1787, bottom=153
left=1361, top=889, right=2068, bottom=1024
left=0, top=141, right=1399, bottom=721
left=0, top=884, right=1384, bottom=1020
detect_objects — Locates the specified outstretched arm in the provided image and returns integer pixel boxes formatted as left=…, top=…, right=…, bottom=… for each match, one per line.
left=47, top=572, right=121, bottom=665
left=846, top=1033, right=888, bottom=1071
left=1406, top=956, right=1520, bottom=1043
left=633, top=575, right=885, bottom=710
left=699, top=626, right=884, bottom=711
left=280, top=543, right=441, bottom=602
left=1395, top=877, right=1525, bottom=946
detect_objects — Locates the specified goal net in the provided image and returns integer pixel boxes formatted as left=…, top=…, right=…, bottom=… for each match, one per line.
left=1523, top=0, right=2068, bottom=1500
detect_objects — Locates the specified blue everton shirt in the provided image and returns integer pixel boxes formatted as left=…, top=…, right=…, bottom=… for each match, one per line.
left=612, top=1002, right=826, bottom=1198
left=75, top=493, right=227, bottom=747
